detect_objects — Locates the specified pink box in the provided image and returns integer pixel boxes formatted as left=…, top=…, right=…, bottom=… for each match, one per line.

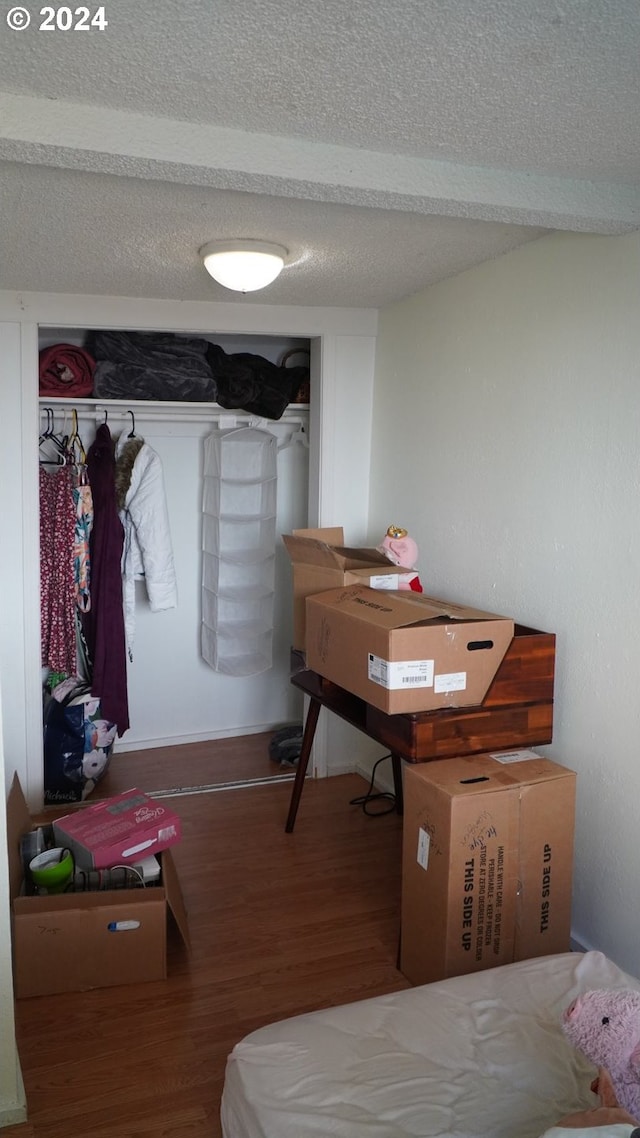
left=52, top=788, right=182, bottom=869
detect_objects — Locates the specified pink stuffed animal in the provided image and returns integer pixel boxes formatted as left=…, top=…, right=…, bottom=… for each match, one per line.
left=562, top=988, right=640, bottom=1119
left=376, top=525, right=423, bottom=592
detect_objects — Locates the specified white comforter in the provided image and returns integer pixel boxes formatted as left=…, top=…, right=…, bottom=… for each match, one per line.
left=221, top=951, right=640, bottom=1138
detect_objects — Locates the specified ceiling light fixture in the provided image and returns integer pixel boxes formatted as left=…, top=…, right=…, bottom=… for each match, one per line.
left=200, top=240, right=288, bottom=293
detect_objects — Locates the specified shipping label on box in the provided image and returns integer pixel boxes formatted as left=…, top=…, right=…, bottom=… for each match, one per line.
left=306, top=585, right=514, bottom=713
left=368, top=653, right=434, bottom=689
left=400, top=753, right=575, bottom=987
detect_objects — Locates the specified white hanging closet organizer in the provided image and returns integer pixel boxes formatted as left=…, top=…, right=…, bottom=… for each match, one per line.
left=201, top=425, right=278, bottom=676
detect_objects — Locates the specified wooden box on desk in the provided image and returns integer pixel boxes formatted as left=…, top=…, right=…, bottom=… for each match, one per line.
left=365, top=624, right=555, bottom=761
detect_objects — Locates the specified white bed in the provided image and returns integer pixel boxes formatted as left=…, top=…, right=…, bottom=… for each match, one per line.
left=221, top=951, right=640, bottom=1138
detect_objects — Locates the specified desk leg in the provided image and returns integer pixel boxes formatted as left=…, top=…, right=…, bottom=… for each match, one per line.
left=391, top=753, right=403, bottom=815
left=285, top=696, right=322, bottom=833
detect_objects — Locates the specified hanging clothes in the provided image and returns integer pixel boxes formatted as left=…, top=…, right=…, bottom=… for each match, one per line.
left=39, top=464, right=77, bottom=677
left=81, top=423, right=130, bottom=736
left=73, top=482, right=94, bottom=613
left=114, top=432, right=178, bottom=658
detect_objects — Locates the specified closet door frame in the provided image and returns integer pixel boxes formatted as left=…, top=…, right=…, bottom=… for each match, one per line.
left=1, top=291, right=378, bottom=809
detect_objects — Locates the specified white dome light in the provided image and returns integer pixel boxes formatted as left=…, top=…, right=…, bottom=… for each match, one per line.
left=200, top=240, right=288, bottom=292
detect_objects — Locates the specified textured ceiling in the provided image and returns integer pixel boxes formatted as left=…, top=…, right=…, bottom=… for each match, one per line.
left=1, top=0, right=639, bottom=307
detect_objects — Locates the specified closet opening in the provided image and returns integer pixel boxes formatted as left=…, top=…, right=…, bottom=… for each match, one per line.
left=37, top=324, right=314, bottom=802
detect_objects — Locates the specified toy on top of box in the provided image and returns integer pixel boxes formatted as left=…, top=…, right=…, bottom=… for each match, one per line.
left=52, top=787, right=182, bottom=869
left=375, top=524, right=423, bottom=592
left=305, top=585, right=515, bottom=714
left=283, top=527, right=410, bottom=650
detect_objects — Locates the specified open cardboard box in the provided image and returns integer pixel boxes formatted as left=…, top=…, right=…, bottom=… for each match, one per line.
left=6, top=775, right=190, bottom=998
left=305, top=585, right=515, bottom=714
left=400, top=750, right=576, bottom=987
left=283, top=526, right=408, bottom=650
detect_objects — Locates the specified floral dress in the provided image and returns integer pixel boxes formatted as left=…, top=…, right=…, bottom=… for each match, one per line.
left=40, top=464, right=77, bottom=676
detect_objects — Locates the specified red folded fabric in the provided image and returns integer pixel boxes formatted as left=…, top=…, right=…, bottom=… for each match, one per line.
left=39, top=344, right=96, bottom=398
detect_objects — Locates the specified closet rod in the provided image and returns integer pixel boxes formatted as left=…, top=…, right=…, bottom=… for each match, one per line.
left=92, top=405, right=308, bottom=427
left=38, top=399, right=308, bottom=428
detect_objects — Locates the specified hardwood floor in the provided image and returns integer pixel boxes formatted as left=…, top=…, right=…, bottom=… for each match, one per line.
left=94, top=730, right=296, bottom=799
left=7, top=764, right=407, bottom=1138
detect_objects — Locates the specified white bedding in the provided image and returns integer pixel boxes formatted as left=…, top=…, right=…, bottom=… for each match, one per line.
left=221, top=951, right=640, bottom=1138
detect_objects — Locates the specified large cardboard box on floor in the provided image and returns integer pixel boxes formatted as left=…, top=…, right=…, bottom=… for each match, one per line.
left=305, top=585, right=515, bottom=713
left=6, top=775, right=190, bottom=998
left=400, top=750, right=576, bottom=987
left=283, top=527, right=408, bottom=650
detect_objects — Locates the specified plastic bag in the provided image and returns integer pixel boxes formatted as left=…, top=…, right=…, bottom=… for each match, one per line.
left=43, top=678, right=117, bottom=804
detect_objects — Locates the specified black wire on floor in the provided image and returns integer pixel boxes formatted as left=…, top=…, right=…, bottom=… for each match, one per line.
left=349, top=753, right=397, bottom=817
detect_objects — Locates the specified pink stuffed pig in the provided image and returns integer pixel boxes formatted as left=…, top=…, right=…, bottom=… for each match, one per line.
left=376, top=525, right=423, bottom=592
left=562, top=988, right=640, bottom=1119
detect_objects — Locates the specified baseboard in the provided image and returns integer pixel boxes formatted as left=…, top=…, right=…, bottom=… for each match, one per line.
left=329, top=760, right=358, bottom=777
left=0, top=1103, right=27, bottom=1128
left=0, top=1063, right=27, bottom=1127
left=114, top=722, right=287, bottom=754
left=355, top=757, right=394, bottom=794
left=569, top=933, right=592, bottom=953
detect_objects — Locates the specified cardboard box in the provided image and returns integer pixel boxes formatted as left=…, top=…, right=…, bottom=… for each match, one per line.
left=283, top=527, right=407, bottom=650
left=52, top=787, right=182, bottom=869
left=400, top=750, right=576, bottom=987
left=305, top=585, right=515, bottom=714
left=6, top=776, right=190, bottom=998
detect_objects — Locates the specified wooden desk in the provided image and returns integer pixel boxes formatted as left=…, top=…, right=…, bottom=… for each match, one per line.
left=285, top=623, right=555, bottom=832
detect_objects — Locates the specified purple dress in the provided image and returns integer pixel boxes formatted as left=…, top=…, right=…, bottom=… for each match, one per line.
left=82, top=424, right=130, bottom=735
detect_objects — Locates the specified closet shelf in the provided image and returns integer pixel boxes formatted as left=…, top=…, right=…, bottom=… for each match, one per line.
left=202, top=552, right=276, bottom=592
left=38, top=397, right=309, bottom=425
left=202, top=545, right=277, bottom=567
left=212, top=651, right=273, bottom=678
left=214, top=619, right=274, bottom=640
left=207, top=584, right=275, bottom=603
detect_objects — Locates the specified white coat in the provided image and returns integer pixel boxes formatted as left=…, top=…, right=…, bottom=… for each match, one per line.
left=115, top=434, right=178, bottom=656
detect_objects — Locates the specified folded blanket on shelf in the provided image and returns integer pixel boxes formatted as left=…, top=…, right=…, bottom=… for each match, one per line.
left=206, top=344, right=308, bottom=420
left=39, top=343, right=96, bottom=398
left=87, top=330, right=217, bottom=402
left=93, top=360, right=217, bottom=402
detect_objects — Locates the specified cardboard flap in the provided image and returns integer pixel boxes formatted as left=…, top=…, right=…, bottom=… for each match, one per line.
left=6, top=773, right=33, bottom=904
left=284, top=531, right=391, bottom=571
left=293, top=526, right=344, bottom=544
left=387, top=591, right=511, bottom=624
left=310, top=586, right=512, bottom=631
left=283, top=533, right=346, bottom=568
left=336, top=546, right=392, bottom=568
left=161, top=849, right=191, bottom=952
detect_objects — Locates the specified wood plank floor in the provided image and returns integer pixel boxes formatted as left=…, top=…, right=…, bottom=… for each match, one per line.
left=6, top=756, right=407, bottom=1138
left=94, top=730, right=295, bottom=799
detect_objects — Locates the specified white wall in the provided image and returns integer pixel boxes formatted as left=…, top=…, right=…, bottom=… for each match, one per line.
left=369, top=229, right=640, bottom=976
left=0, top=689, right=27, bottom=1127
